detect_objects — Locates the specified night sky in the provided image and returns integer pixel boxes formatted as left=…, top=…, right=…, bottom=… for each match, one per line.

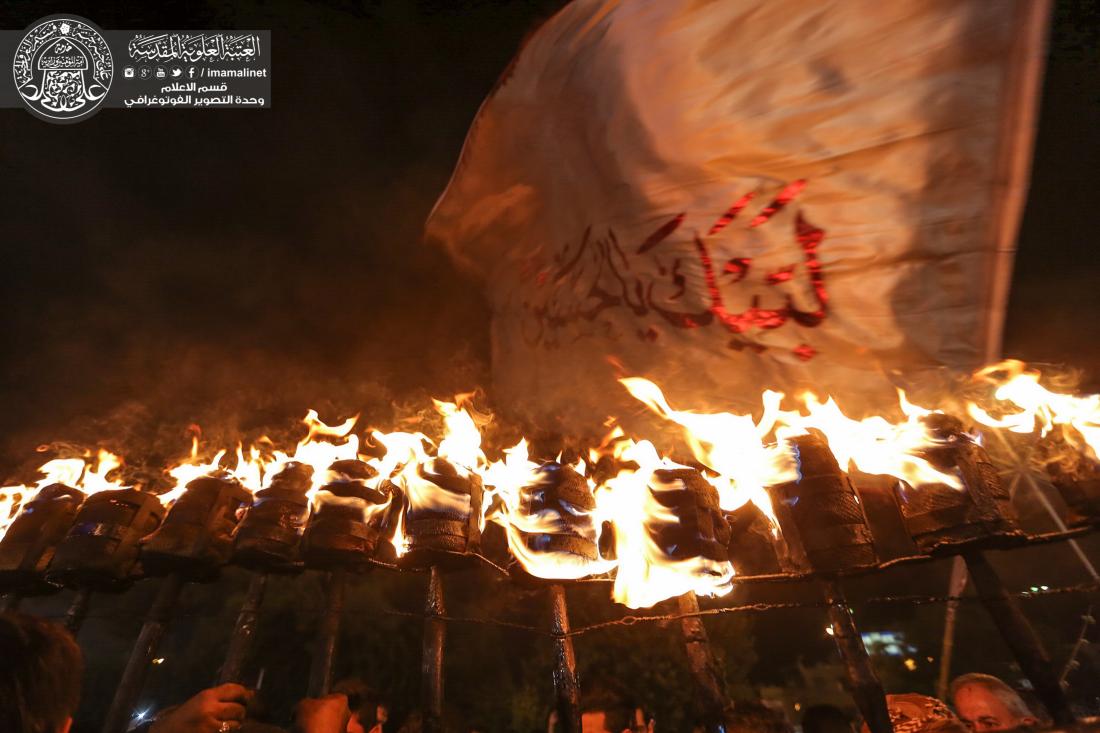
left=0, top=1, right=1097, bottom=728
left=0, top=0, right=1096, bottom=466
left=0, top=0, right=565, bottom=469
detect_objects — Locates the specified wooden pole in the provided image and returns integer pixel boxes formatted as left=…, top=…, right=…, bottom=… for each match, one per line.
left=307, top=569, right=347, bottom=697
left=936, top=557, right=968, bottom=700
left=549, top=584, right=581, bottom=733
left=963, top=551, right=1075, bottom=726
left=102, top=574, right=186, bottom=733
left=821, top=578, right=892, bottom=733
left=218, top=574, right=268, bottom=685
left=63, top=588, right=93, bottom=635
left=676, top=592, right=735, bottom=732
left=423, top=566, right=446, bottom=733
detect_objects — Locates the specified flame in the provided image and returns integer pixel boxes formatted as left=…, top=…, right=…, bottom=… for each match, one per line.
left=158, top=438, right=230, bottom=506
left=358, top=400, right=488, bottom=557
left=620, top=378, right=794, bottom=520
left=366, top=429, right=432, bottom=557
left=5, top=359, right=1099, bottom=610
left=968, top=360, right=1100, bottom=461
left=0, top=449, right=126, bottom=539
left=157, top=436, right=273, bottom=507
left=156, top=412, right=363, bottom=510
left=595, top=437, right=734, bottom=609
left=233, top=445, right=267, bottom=493
left=433, top=399, right=487, bottom=475
left=482, top=440, right=615, bottom=580
left=789, top=393, right=961, bottom=489
left=622, top=377, right=960, bottom=495
left=263, top=411, right=362, bottom=501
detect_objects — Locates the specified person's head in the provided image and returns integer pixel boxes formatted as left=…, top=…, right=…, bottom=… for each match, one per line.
left=950, top=674, right=1039, bottom=732
left=580, top=680, right=636, bottom=733
left=728, top=701, right=793, bottom=733
left=862, top=694, right=968, bottom=733
left=580, top=706, right=631, bottom=733
left=333, top=678, right=387, bottom=733
left=0, top=613, right=84, bottom=733
left=802, top=704, right=853, bottom=733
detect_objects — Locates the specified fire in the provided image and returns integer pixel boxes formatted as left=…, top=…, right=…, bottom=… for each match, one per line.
left=4, top=359, right=1100, bottom=610
left=788, top=393, right=961, bottom=489
left=275, top=411, right=362, bottom=498
left=595, top=437, right=734, bottom=609
left=157, top=435, right=273, bottom=507
left=157, top=438, right=231, bottom=506
left=967, top=360, right=1100, bottom=461
left=622, top=377, right=960, bottom=495
left=482, top=440, right=615, bottom=581
left=620, top=377, right=794, bottom=520
left=362, top=397, right=490, bottom=558
left=365, top=429, right=432, bottom=556
left=433, top=399, right=487, bottom=473
left=155, top=411, right=368, bottom=515
left=0, top=449, right=126, bottom=539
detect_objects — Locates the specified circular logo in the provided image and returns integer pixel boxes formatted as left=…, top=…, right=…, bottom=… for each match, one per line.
left=13, top=16, right=113, bottom=123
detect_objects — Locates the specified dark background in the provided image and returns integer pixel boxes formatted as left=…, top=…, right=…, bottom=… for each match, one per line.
left=2, top=1, right=1098, bottom=731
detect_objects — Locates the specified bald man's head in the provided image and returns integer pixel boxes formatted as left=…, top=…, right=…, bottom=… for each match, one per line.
left=950, top=674, right=1038, bottom=732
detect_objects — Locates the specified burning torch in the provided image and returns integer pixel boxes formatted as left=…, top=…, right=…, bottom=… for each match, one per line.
left=648, top=467, right=737, bottom=733
left=299, top=458, right=393, bottom=697
left=771, top=433, right=893, bottom=733
left=905, top=415, right=1073, bottom=726
left=500, top=460, right=601, bottom=733
left=398, top=454, right=484, bottom=733
left=100, top=472, right=252, bottom=733
left=0, top=483, right=85, bottom=614
left=217, top=460, right=314, bottom=686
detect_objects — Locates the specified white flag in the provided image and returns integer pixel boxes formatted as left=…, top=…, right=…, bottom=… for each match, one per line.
left=426, top=0, right=1050, bottom=435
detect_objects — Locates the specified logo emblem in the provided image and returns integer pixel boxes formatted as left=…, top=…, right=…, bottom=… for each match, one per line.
left=12, top=16, right=113, bottom=122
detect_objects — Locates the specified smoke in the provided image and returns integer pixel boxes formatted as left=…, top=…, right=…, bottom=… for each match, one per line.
left=0, top=0, right=568, bottom=475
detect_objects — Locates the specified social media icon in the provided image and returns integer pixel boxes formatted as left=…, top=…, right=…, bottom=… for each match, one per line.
left=123, top=67, right=135, bottom=78
left=139, top=67, right=151, bottom=79
left=154, top=66, right=166, bottom=78
left=170, top=66, right=182, bottom=78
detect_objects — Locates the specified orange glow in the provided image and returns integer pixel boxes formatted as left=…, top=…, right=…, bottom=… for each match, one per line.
left=3, top=359, right=1099, bottom=609
left=968, top=360, right=1100, bottom=460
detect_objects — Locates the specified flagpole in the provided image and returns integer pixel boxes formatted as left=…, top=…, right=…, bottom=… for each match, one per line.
left=940, top=0, right=1053, bottom=692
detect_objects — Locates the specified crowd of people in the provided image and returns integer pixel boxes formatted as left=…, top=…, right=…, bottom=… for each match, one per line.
left=0, top=612, right=1079, bottom=733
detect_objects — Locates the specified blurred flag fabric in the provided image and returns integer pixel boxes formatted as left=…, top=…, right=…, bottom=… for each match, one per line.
left=426, top=0, right=1051, bottom=434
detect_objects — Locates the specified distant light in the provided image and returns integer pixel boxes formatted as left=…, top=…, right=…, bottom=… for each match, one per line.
left=152, top=657, right=165, bottom=665
left=1029, top=586, right=1039, bottom=592
left=134, top=709, right=151, bottom=721
left=825, top=625, right=835, bottom=637
left=1040, top=585, right=1049, bottom=591
left=926, top=656, right=934, bottom=663
left=904, top=658, right=917, bottom=671
left=794, top=703, right=802, bottom=712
